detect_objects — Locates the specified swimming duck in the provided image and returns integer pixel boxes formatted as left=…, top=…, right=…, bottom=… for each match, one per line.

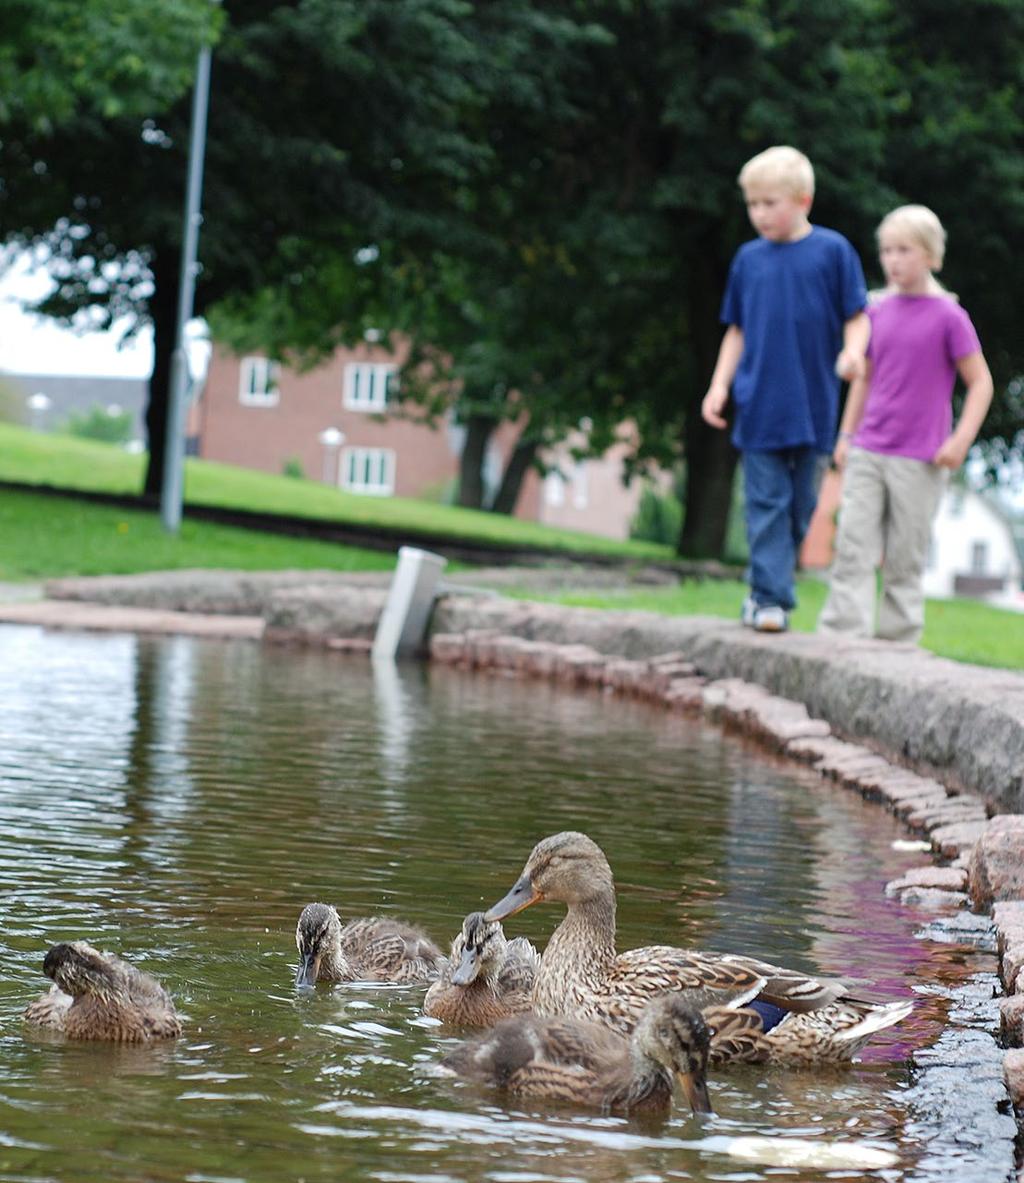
left=23, top=941, right=181, bottom=1042
left=441, top=991, right=714, bottom=1115
left=423, top=911, right=540, bottom=1026
left=295, top=902, right=445, bottom=986
left=484, top=831, right=913, bottom=1066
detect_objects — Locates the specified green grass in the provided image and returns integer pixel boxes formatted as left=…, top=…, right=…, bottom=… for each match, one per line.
left=0, top=487, right=396, bottom=580
left=516, top=577, right=1024, bottom=670
left=0, top=423, right=672, bottom=560
left=2, top=424, right=1020, bottom=671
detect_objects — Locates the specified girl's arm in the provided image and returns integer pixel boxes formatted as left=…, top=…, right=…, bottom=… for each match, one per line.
left=933, top=351, right=994, bottom=469
left=832, top=360, right=872, bottom=471
left=701, top=325, right=744, bottom=429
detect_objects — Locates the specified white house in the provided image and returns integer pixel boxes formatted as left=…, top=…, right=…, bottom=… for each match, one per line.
left=923, top=487, right=1024, bottom=608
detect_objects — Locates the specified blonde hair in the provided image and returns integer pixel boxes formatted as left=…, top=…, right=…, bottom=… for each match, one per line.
left=876, top=204, right=952, bottom=297
left=738, top=146, right=815, bottom=199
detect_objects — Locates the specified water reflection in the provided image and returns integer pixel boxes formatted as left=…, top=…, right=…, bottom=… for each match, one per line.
left=0, top=626, right=1002, bottom=1183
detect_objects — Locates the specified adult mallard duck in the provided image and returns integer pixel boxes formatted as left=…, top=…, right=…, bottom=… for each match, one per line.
left=23, top=941, right=181, bottom=1042
left=424, top=912, right=540, bottom=1026
left=484, top=831, right=913, bottom=1066
left=295, top=902, right=445, bottom=986
left=441, top=992, right=714, bottom=1115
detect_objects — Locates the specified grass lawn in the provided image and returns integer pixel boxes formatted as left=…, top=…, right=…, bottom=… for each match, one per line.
left=2, top=424, right=1020, bottom=670
left=0, top=423, right=671, bottom=560
left=0, top=487, right=396, bottom=580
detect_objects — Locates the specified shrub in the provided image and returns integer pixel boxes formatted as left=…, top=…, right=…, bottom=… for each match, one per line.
left=63, top=405, right=133, bottom=445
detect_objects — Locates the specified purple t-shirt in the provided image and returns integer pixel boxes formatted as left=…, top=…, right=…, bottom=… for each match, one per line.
left=854, top=294, right=981, bottom=462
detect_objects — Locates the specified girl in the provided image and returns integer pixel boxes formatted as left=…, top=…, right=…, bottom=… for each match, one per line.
left=818, top=204, right=993, bottom=642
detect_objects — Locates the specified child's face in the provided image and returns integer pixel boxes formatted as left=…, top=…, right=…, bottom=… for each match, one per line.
left=878, top=227, right=933, bottom=294
left=742, top=183, right=812, bottom=243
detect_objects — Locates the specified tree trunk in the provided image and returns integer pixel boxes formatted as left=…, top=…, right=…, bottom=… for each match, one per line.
left=678, top=249, right=738, bottom=558
left=141, top=252, right=180, bottom=500
left=457, top=412, right=497, bottom=509
left=490, top=436, right=538, bottom=515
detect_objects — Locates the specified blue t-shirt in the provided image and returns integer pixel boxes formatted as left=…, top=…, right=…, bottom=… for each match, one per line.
left=720, top=226, right=867, bottom=452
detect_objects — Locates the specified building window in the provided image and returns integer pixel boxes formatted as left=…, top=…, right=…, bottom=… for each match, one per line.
left=341, top=447, right=395, bottom=495
left=970, top=540, right=988, bottom=574
left=544, top=470, right=566, bottom=507
left=239, top=357, right=280, bottom=406
left=343, top=363, right=396, bottom=412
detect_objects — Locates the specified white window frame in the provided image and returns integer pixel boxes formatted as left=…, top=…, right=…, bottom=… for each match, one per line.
left=970, top=539, right=988, bottom=574
left=343, top=362, right=397, bottom=412
left=239, top=357, right=280, bottom=406
left=340, top=446, right=395, bottom=495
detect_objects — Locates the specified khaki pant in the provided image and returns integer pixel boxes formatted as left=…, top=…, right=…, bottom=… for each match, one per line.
left=818, top=448, right=947, bottom=643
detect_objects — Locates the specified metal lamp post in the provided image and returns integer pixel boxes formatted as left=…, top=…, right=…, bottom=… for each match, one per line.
left=160, top=41, right=213, bottom=533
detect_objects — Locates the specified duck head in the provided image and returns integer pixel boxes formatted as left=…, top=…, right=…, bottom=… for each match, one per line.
left=484, top=831, right=614, bottom=921
left=635, top=994, right=714, bottom=1116
left=295, top=902, right=341, bottom=987
left=43, top=941, right=123, bottom=1003
left=450, top=912, right=505, bottom=987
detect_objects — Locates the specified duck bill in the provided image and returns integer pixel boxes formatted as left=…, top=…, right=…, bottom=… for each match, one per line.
left=295, top=952, right=320, bottom=988
left=676, top=1069, right=714, bottom=1116
left=484, top=874, right=542, bottom=922
left=450, top=947, right=480, bottom=987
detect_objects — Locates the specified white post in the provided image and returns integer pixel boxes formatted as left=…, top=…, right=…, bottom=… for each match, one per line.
left=372, top=546, right=448, bottom=661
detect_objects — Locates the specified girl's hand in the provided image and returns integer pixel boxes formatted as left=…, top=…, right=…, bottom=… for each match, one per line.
left=933, top=434, right=970, bottom=469
left=835, top=349, right=866, bottom=381
left=832, top=436, right=851, bottom=471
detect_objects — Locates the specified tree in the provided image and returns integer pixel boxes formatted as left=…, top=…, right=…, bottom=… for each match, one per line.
left=0, top=0, right=219, bottom=128
left=0, top=0, right=503, bottom=498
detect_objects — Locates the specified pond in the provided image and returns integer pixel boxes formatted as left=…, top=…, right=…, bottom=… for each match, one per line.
left=0, top=625, right=999, bottom=1182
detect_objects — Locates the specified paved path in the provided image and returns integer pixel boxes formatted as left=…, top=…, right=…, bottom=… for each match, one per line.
left=0, top=599, right=264, bottom=639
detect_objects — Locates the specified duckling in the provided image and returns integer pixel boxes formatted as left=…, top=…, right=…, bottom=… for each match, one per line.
left=441, top=992, right=713, bottom=1115
left=424, top=912, right=540, bottom=1026
left=23, top=941, right=181, bottom=1042
left=295, top=902, right=445, bottom=986
left=485, top=831, right=913, bottom=1066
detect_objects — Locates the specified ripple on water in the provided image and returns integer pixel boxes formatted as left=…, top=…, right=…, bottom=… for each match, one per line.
left=0, top=627, right=1007, bottom=1183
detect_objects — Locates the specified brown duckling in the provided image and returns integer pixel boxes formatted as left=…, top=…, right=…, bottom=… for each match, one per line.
left=485, top=831, right=913, bottom=1066
left=424, top=911, right=540, bottom=1026
left=295, top=902, right=445, bottom=987
left=441, top=992, right=713, bottom=1115
left=23, top=941, right=181, bottom=1042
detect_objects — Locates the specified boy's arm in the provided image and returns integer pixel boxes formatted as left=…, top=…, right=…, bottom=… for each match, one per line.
left=832, top=361, right=872, bottom=471
left=933, top=352, right=994, bottom=469
left=835, top=310, right=870, bottom=381
left=701, top=325, right=744, bottom=429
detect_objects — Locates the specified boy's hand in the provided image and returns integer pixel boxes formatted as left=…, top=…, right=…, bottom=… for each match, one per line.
left=832, top=436, right=851, bottom=471
left=933, top=433, right=970, bottom=470
left=701, top=384, right=729, bottom=429
left=834, top=349, right=866, bottom=382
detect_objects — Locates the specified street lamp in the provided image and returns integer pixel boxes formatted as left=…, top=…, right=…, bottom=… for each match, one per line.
left=27, top=391, right=51, bottom=431
left=318, top=427, right=345, bottom=484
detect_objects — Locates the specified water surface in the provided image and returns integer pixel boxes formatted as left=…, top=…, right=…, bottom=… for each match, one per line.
left=0, top=626, right=995, bottom=1181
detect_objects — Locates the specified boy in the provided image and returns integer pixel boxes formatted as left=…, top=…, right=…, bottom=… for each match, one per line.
left=702, top=146, right=869, bottom=632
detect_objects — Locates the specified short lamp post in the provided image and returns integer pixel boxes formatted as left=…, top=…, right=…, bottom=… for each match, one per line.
left=27, top=392, right=51, bottom=431
left=318, top=427, right=345, bottom=484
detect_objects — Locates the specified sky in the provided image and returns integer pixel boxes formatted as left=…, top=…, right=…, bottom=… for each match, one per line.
left=0, top=252, right=208, bottom=378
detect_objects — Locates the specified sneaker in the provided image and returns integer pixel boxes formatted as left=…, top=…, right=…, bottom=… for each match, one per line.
left=741, top=596, right=758, bottom=628
left=753, top=604, right=788, bottom=633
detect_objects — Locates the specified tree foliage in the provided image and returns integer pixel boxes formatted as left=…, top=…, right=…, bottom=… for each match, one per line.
left=0, top=0, right=219, bottom=129
left=2, top=0, right=1024, bottom=552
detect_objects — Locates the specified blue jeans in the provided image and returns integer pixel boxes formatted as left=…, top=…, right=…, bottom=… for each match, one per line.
left=743, top=447, right=826, bottom=611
